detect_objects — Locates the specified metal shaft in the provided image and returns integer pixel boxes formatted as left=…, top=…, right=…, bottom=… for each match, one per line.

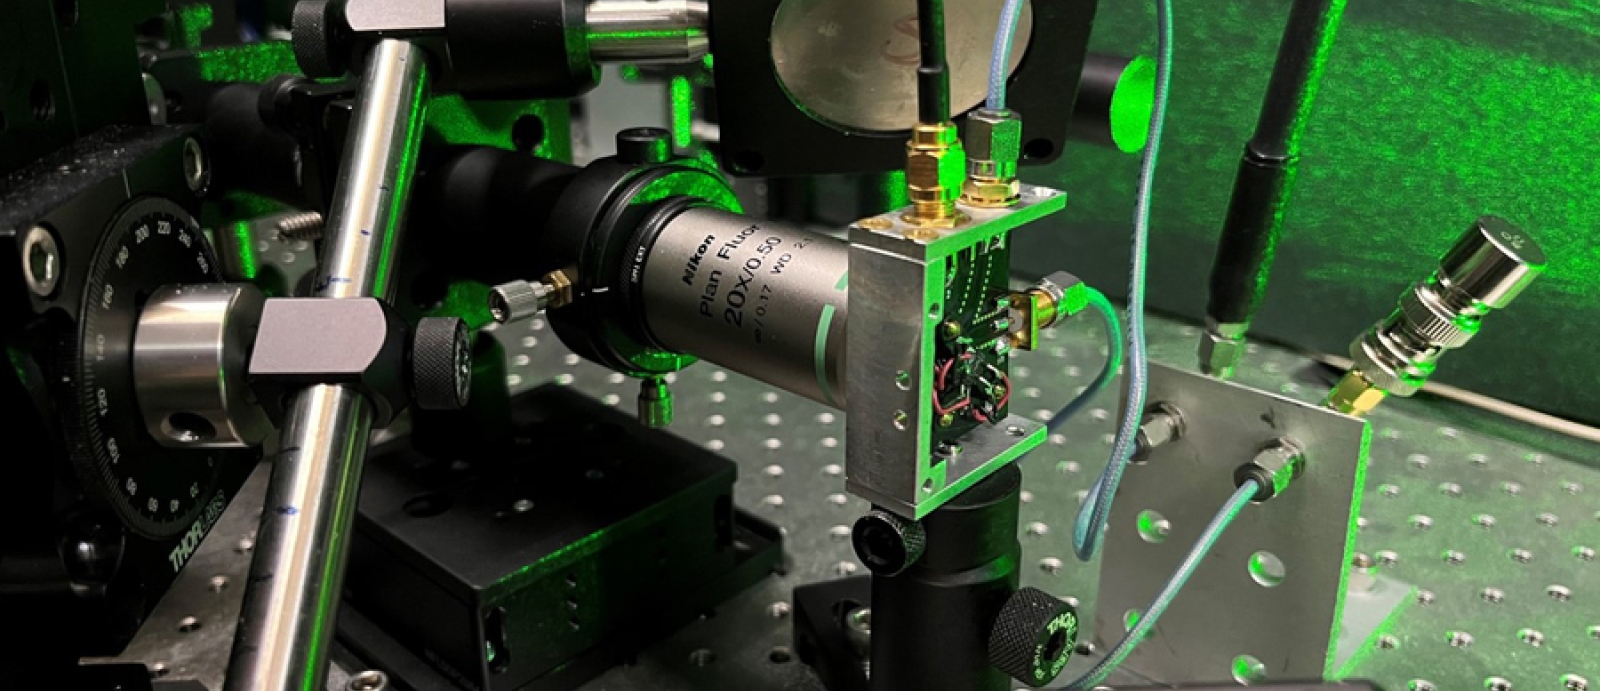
left=227, top=39, right=429, bottom=691
left=1199, top=0, right=1345, bottom=379
left=586, top=0, right=709, bottom=63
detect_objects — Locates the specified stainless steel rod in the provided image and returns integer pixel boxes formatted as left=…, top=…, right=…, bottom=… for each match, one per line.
left=226, top=38, right=430, bottom=691
left=586, top=0, right=709, bottom=63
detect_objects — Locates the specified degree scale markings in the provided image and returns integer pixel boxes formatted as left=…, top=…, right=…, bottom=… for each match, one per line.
left=73, top=198, right=233, bottom=538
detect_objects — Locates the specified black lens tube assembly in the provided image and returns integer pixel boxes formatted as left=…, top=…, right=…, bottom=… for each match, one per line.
left=450, top=130, right=853, bottom=401
left=1199, top=0, right=1346, bottom=378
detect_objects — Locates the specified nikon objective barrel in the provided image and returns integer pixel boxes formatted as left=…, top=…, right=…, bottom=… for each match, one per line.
left=628, top=206, right=850, bottom=407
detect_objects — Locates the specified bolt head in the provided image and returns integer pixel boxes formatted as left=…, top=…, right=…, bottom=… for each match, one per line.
left=182, top=137, right=210, bottom=194
left=20, top=225, right=61, bottom=298
left=857, top=216, right=894, bottom=231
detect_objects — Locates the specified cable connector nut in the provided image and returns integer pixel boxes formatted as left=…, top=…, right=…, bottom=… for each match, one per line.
left=1007, top=271, right=1087, bottom=350
left=1133, top=402, right=1184, bottom=458
left=1234, top=437, right=1306, bottom=502
left=961, top=108, right=1022, bottom=208
left=1198, top=320, right=1247, bottom=379
left=1336, top=216, right=1545, bottom=404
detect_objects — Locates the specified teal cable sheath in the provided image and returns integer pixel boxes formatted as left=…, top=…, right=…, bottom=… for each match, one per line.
left=1072, top=0, right=1173, bottom=563
left=1047, top=287, right=1123, bottom=431
left=1063, top=480, right=1260, bottom=690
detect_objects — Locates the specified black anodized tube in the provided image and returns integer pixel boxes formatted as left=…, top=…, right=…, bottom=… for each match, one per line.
left=1204, top=0, right=1344, bottom=327
left=1206, top=147, right=1295, bottom=324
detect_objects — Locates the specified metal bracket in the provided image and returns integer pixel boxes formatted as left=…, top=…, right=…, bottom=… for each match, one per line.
left=844, top=185, right=1065, bottom=519
left=1096, top=362, right=1370, bottom=683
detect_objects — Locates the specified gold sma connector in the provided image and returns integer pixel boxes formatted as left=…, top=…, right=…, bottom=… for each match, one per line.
left=1324, top=369, right=1388, bottom=417
left=902, top=122, right=968, bottom=232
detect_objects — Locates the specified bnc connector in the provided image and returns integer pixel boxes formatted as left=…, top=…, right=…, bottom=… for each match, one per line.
left=1329, top=216, right=1546, bottom=416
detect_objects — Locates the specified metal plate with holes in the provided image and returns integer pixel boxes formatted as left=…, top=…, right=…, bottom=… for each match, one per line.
left=1096, top=363, right=1370, bottom=684
left=101, top=304, right=1600, bottom=691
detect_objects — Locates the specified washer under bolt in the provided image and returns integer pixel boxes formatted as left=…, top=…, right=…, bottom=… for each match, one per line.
left=347, top=669, right=389, bottom=691
left=20, top=225, right=61, bottom=298
left=182, top=136, right=211, bottom=194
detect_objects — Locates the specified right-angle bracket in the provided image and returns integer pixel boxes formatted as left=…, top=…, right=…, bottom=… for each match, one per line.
left=1096, top=362, right=1370, bottom=684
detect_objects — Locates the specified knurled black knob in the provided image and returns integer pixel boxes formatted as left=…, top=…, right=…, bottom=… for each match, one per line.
left=291, top=0, right=342, bottom=78
left=988, top=587, right=1079, bottom=687
left=851, top=510, right=925, bottom=576
left=412, top=317, right=472, bottom=411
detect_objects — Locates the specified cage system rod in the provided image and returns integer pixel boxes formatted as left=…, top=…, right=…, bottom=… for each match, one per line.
left=226, top=38, right=430, bottom=691
left=1199, top=0, right=1346, bottom=378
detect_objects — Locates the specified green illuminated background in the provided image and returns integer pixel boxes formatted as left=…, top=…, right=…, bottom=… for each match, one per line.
left=1013, top=0, right=1600, bottom=422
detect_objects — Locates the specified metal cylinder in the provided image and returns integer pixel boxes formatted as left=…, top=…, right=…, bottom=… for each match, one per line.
left=586, top=0, right=709, bottom=63
left=488, top=279, right=551, bottom=323
left=132, top=283, right=270, bottom=448
left=1330, top=216, right=1545, bottom=416
left=228, top=39, right=429, bottom=691
left=1436, top=216, right=1546, bottom=310
left=869, top=463, right=1022, bottom=691
left=635, top=206, right=849, bottom=407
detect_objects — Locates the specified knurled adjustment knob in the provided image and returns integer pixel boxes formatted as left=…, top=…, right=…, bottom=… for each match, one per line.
left=988, top=587, right=1079, bottom=687
left=291, top=0, right=343, bottom=78
left=412, top=317, right=472, bottom=411
left=851, top=510, right=926, bottom=576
